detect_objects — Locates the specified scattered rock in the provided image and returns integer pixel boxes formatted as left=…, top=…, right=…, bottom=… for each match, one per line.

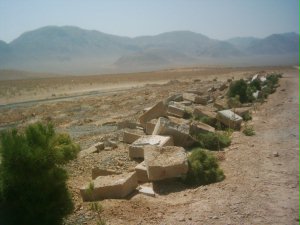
left=139, top=101, right=167, bottom=127
left=216, top=110, right=243, bottom=130
left=273, top=151, right=279, bottom=157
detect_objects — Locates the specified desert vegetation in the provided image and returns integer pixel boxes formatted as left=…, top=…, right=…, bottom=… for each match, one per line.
left=0, top=122, right=79, bottom=225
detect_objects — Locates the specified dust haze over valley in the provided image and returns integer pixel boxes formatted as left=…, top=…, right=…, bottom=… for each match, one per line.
left=0, top=26, right=299, bottom=75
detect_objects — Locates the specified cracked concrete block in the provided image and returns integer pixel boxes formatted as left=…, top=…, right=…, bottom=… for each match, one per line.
left=193, top=106, right=217, bottom=120
left=80, top=172, right=138, bottom=201
left=144, top=146, right=188, bottom=181
left=190, top=121, right=215, bottom=134
left=135, top=161, right=149, bottom=183
left=129, top=135, right=174, bottom=159
left=167, top=104, right=185, bottom=118
left=152, top=117, right=195, bottom=147
left=123, top=130, right=143, bottom=144
left=139, top=101, right=167, bottom=126
left=216, top=110, right=243, bottom=130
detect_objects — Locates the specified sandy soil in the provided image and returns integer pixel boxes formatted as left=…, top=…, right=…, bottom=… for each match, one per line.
left=0, top=66, right=298, bottom=225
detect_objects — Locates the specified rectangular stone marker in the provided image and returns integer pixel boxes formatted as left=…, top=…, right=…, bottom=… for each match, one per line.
left=129, top=135, right=174, bottom=159
left=139, top=101, right=167, bottom=126
left=144, top=146, right=188, bottom=181
left=145, top=120, right=157, bottom=135
left=167, top=104, right=185, bottom=118
left=80, top=172, right=138, bottom=201
left=216, top=109, right=243, bottom=130
left=123, top=131, right=143, bottom=144
left=152, top=117, right=195, bottom=147
left=190, top=121, right=215, bottom=134
left=193, top=106, right=217, bottom=119
left=135, top=161, right=149, bottom=183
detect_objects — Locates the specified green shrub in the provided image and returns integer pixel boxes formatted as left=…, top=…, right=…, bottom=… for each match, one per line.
left=0, top=122, right=79, bottom=225
left=243, top=125, right=255, bottom=136
left=242, top=112, right=252, bottom=121
left=194, top=132, right=231, bottom=151
left=228, top=79, right=249, bottom=103
left=194, top=115, right=217, bottom=127
left=184, top=148, right=225, bottom=185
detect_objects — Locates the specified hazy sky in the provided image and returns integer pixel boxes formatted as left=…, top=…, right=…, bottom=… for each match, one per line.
left=0, top=0, right=299, bottom=42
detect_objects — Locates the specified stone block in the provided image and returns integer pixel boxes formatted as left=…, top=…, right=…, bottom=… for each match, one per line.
left=164, top=94, right=183, bottom=104
left=214, top=99, right=229, bottom=110
left=216, top=110, right=243, bottom=130
left=135, top=161, right=149, bottom=183
left=80, top=172, right=138, bottom=201
left=144, top=146, right=188, bottom=181
left=129, top=135, right=174, bottom=159
left=92, top=168, right=121, bottom=179
left=145, top=120, right=157, bottom=134
left=123, top=130, right=143, bottom=144
left=231, top=107, right=252, bottom=117
left=167, top=104, right=185, bottom=118
left=152, top=117, right=195, bottom=147
left=190, top=121, right=215, bottom=134
left=139, top=101, right=167, bottom=126
left=193, top=106, right=217, bottom=120
left=138, top=185, right=155, bottom=197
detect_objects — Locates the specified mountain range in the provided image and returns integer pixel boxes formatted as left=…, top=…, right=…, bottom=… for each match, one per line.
left=0, top=26, right=298, bottom=74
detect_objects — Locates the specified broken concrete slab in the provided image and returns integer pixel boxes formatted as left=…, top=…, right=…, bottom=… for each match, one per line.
left=193, top=106, right=217, bottom=120
left=135, top=161, right=149, bottom=183
left=183, top=93, right=208, bottom=105
left=214, top=99, right=229, bottom=110
left=122, top=130, right=143, bottom=144
left=129, top=135, right=174, bottom=159
left=216, top=109, right=243, bottom=130
left=92, top=168, right=121, bottom=179
left=138, top=185, right=155, bottom=197
left=145, top=119, right=157, bottom=135
left=139, top=101, right=167, bottom=126
left=80, top=172, right=138, bottom=201
left=190, top=121, right=215, bottom=134
left=152, top=117, right=195, bottom=147
left=167, top=104, right=185, bottom=118
left=231, top=107, right=252, bottom=117
left=79, top=144, right=99, bottom=158
left=144, top=146, right=188, bottom=181
left=164, top=94, right=183, bottom=104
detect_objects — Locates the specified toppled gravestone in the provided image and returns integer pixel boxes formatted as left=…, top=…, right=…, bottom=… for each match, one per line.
left=79, top=142, right=104, bottom=158
left=145, top=119, right=157, bottom=134
left=164, top=94, right=183, bottom=104
left=167, top=104, right=185, bottom=118
left=139, top=101, right=167, bottom=127
left=214, top=99, right=229, bottom=110
left=135, top=161, right=149, bottom=183
left=231, top=107, right=252, bottom=117
left=144, top=146, right=188, bottom=181
left=80, top=172, right=138, bottom=201
left=183, top=93, right=209, bottom=105
left=216, top=110, right=243, bottom=130
left=190, top=121, right=215, bottom=134
left=129, top=135, right=174, bottom=159
left=193, top=106, right=217, bottom=120
left=152, top=117, right=195, bottom=147
left=122, top=130, right=144, bottom=144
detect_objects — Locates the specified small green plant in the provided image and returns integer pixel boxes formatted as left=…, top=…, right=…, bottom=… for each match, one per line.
left=194, top=115, right=217, bottom=127
left=243, top=125, right=255, bottom=136
left=242, top=112, right=252, bottom=121
left=193, top=131, right=231, bottom=151
left=90, top=202, right=106, bottom=225
left=184, top=148, right=225, bottom=185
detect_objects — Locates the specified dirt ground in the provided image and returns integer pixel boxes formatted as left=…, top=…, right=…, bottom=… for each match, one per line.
left=0, top=66, right=298, bottom=225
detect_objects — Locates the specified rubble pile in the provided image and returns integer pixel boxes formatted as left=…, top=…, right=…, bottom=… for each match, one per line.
left=80, top=72, right=281, bottom=201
